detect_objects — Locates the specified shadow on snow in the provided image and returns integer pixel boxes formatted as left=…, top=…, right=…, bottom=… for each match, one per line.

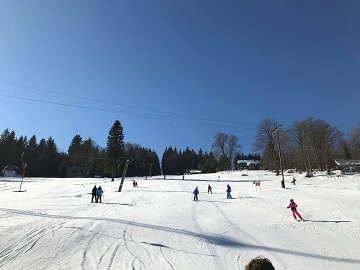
left=303, top=219, right=351, bottom=223
left=1, top=207, right=358, bottom=265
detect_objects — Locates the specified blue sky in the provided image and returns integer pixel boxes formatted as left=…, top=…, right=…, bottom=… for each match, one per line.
left=0, top=1, right=359, bottom=157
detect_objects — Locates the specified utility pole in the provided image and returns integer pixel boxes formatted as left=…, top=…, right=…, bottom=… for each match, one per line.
left=18, top=151, right=27, bottom=192
left=118, top=159, right=130, bottom=192
left=148, top=163, right=153, bottom=178
left=272, top=125, right=285, bottom=189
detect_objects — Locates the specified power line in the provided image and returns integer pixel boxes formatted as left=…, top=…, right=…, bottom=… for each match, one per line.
left=0, top=93, right=256, bottom=130
left=0, top=79, right=258, bottom=127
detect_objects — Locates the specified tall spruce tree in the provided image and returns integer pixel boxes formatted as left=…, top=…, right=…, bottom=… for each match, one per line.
left=106, top=120, right=125, bottom=181
left=45, top=137, right=60, bottom=177
left=68, top=135, right=83, bottom=166
left=37, top=139, right=47, bottom=177
left=26, top=135, right=38, bottom=177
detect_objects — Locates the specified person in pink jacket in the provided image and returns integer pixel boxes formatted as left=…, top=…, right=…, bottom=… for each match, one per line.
left=287, top=199, right=303, bottom=221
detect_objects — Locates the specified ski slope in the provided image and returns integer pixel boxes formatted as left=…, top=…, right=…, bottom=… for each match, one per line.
left=0, top=171, right=359, bottom=270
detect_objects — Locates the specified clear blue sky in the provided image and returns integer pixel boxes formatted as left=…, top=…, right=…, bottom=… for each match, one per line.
left=0, top=1, right=359, bottom=157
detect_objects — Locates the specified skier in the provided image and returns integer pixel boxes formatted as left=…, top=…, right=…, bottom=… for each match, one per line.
left=287, top=199, right=303, bottom=221
left=91, top=185, right=97, bottom=203
left=208, top=184, right=212, bottom=194
left=226, top=184, right=232, bottom=199
left=193, top=187, right=199, bottom=201
left=96, top=186, right=104, bottom=203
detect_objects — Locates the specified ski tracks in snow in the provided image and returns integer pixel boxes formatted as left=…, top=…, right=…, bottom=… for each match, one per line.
left=181, top=178, right=287, bottom=270
left=119, top=194, right=175, bottom=270
left=83, top=195, right=165, bottom=270
left=178, top=180, right=225, bottom=270
left=0, top=203, right=98, bottom=269
left=207, top=196, right=289, bottom=269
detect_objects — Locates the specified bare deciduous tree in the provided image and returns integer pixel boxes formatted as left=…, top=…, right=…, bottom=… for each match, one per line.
left=227, top=135, right=241, bottom=170
left=212, top=132, right=228, bottom=158
left=253, top=119, right=279, bottom=172
left=212, top=132, right=241, bottom=170
left=286, top=117, right=343, bottom=175
left=287, top=120, right=313, bottom=173
left=349, top=124, right=360, bottom=159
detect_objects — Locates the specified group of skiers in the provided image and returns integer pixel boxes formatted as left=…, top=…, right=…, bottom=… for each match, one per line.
left=193, top=184, right=233, bottom=201
left=91, top=185, right=104, bottom=203
left=193, top=185, right=304, bottom=221
left=91, top=181, right=303, bottom=222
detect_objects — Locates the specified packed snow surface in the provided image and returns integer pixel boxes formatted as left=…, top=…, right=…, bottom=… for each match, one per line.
left=0, top=170, right=359, bottom=270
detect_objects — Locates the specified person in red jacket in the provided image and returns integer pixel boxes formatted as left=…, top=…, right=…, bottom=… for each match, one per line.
left=287, top=199, right=303, bottom=221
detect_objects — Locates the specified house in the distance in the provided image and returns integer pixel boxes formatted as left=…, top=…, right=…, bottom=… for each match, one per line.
left=189, top=169, right=202, bottom=174
left=236, top=160, right=261, bottom=170
left=184, top=169, right=202, bottom=175
left=1, top=165, right=19, bottom=177
left=334, top=159, right=360, bottom=172
left=65, top=167, right=86, bottom=178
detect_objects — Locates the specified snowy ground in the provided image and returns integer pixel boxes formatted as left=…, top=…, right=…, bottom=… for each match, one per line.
left=0, top=170, right=359, bottom=270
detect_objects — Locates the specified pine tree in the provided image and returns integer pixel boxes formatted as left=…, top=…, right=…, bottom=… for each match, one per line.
left=106, top=120, right=125, bottom=181
left=45, top=137, right=61, bottom=177
left=68, top=135, right=83, bottom=166
left=26, top=135, right=38, bottom=176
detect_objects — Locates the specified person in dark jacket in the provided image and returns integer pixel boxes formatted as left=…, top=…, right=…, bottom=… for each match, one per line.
left=208, top=184, right=212, bottom=194
left=287, top=199, right=303, bottom=221
left=193, top=187, right=199, bottom=201
left=91, top=185, right=97, bottom=203
left=96, top=186, right=104, bottom=203
left=226, top=184, right=232, bottom=199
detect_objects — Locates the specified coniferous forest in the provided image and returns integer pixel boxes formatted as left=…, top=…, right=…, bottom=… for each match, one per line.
left=1, top=118, right=359, bottom=178
left=0, top=121, right=257, bottom=178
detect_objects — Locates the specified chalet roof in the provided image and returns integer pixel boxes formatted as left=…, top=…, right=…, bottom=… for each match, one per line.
left=237, top=160, right=261, bottom=166
left=334, top=159, right=360, bottom=166
left=1, top=165, right=19, bottom=172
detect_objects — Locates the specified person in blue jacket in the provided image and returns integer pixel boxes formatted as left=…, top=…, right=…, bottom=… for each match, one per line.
left=226, top=184, right=232, bottom=199
left=96, top=186, right=104, bottom=203
left=193, top=187, right=199, bottom=201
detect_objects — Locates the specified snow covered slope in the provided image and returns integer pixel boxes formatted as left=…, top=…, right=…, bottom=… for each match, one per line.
left=0, top=171, right=359, bottom=270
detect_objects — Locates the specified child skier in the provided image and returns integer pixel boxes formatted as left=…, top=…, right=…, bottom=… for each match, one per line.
left=208, top=184, right=212, bottom=194
left=193, top=187, right=199, bottom=201
left=287, top=199, right=303, bottom=221
left=226, top=184, right=232, bottom=199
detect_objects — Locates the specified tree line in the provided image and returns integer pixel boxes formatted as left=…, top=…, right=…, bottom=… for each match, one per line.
left=0, top=123, right=257, bottom=177
left=3, top=117, right=357, bottom=178
left=253, top=117, right=360, bottom=175
left=0, top=120, right=161, bottom=178
left=160, top=145, right=260, bottom=176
